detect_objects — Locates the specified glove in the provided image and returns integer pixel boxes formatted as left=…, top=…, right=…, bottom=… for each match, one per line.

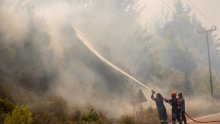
left=151, top=90, right=155, bottom=94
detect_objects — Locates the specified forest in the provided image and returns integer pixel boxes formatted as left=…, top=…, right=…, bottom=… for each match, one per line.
left=0, top=0, right=220, bottom=123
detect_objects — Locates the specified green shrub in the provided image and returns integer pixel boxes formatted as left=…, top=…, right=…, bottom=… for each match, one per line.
left=81, top=109, right=104, bottom=124
left=0, top=98, right=14, bottom=121
left=4, top=105, right=33, bottom=124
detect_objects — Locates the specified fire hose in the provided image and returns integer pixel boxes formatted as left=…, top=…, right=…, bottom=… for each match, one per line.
left=185, top=112, right=220, bottom=123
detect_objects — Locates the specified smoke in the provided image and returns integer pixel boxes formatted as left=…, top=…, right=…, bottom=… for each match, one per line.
left=1, top=0, right=219, bottom=118
left=0, top=0, right=156, bottom=118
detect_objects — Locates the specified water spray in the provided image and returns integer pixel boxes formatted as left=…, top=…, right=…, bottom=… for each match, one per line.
left=74, top=28, right=152, bottom=92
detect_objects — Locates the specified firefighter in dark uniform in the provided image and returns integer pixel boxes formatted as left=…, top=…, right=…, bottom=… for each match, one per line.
left=151, top=90, right=168, bottom=124
left=178, top=92, right=187, bottom=124
left=164, top=92, right=182, bottom=124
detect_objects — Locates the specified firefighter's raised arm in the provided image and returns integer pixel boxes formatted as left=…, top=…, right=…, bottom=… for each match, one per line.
left=151, top=90, right=156, bottom=101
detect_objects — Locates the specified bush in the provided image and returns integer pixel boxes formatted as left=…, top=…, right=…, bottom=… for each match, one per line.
left=119, top=115, right=135, bottom=124
left=32, top=96, right=68, bottom=124
left=4, top=105, right=33, bottom=124
left=33, top=110, right=56, bottom=124
left=81, top=109, right=104, bottom=124
left=70, top=110, right=81, bottom=122
left=48, top=96, right=68, bottom=121
left=119, top=107, right=160, bottom=124
left=0, top=98, right=14, bottom=122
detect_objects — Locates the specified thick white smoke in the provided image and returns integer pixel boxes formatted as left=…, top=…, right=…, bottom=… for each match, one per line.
left=1, top=0, right=219, bottom=118
left=0, top=0, right=154, bottom=118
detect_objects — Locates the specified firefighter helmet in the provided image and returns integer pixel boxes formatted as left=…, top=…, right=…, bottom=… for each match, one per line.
left=171, top=92, right=176, bottom=97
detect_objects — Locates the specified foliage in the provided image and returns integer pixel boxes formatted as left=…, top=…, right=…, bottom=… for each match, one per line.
left=32, top=96, right=68, bottom=124
left=1, top=0, right=220, bottom=124
left=48, top=96, right=68, bottom=120
left=69, top=110, right=81, bottom=122
left=81, top=109, right=104, bottom=124
left=119, top=107, right=160, bottom=124
left=0, top=98, right=14, bottom=122
left=4, top=105, right=33, bottom=124
left=119, top=115, right=135, bottom=124
left=33, top=110, right=57, bottom=124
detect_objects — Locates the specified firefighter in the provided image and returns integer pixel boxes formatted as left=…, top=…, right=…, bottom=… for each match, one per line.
left=164, top=92, right=182, bottom=124
left=178, top=92, right=187, bottom=124
left=151, top=90, right=168, bottom=124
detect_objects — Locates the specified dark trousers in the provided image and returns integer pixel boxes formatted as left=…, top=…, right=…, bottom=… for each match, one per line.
left=160, top=121, right=168, bottom=124
left=172, top=111, right=182, bottom=124
left=158, top=108, right=168, bottom=124
left=180, top=111, right=187, bottom=124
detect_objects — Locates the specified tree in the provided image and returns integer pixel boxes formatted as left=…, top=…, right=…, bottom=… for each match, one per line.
left=0, top=98, right=14, bottom=122
left=4, top=105, right=33, bottom=124
left=153, top=0, right=207, bottom=95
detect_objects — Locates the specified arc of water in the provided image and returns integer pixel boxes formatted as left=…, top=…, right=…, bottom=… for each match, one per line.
left=74, top=28, right=152, bottom=92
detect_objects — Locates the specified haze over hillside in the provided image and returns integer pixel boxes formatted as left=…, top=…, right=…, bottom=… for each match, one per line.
left=0, top=1, right=220, bottom=123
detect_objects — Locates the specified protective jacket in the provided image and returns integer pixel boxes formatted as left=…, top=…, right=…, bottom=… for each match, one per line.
left=165, top=97, right=182, bottom=124
left=151, top=94, right=167, bottom=123
left=165, top=97, right=178, bottom=113
left=178, top=98, right=185, bottom=112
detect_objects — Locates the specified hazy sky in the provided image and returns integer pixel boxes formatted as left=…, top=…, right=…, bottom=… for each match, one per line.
left=140, top=0, right=220, bottom=35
